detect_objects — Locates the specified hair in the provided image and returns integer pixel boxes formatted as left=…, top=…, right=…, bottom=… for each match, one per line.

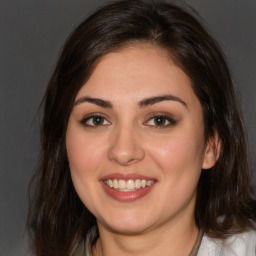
left=27, top=0, right=256, bottom=255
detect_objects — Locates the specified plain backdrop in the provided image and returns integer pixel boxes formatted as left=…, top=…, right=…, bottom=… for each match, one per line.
left=0, top=0, right=255, bottom=255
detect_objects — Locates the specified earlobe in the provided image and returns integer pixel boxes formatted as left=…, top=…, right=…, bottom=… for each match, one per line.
left=202, top=131, right=222, bottom=169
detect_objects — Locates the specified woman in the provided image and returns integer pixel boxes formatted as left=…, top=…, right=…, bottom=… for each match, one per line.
left=27, top=0, right=256, bottom=255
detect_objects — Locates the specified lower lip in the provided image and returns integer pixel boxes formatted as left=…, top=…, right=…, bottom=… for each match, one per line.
left=101, top=181, right=156, bottom=202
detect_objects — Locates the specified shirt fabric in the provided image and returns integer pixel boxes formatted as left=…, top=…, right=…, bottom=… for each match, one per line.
left=73, top=228, right=256, bottom=256
left=198, top=229, right=256, bottom=256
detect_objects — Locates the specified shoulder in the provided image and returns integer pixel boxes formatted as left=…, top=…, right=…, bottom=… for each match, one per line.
left=198, top=229, right=256, bottom=256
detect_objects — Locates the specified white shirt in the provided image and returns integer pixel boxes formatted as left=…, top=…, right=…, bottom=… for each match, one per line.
left=72, top=228, right=256, bottom=256
left=198, top=229, right=256, bottom=256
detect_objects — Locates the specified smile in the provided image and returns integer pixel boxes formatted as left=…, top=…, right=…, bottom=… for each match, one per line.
left=104, top=179, right=155, bottom=191
left=101, top=173, right=157, bottom=201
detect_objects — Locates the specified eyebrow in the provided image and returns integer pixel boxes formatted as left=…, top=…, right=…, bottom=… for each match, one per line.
left=138, top=95, right=187, bottom=108
left=74, top=94, right=187, bottom=108
left=74, top=97, right=113, bottom=108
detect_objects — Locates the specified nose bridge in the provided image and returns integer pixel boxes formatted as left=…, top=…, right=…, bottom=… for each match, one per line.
left=108, top=121, right=145, bottom=165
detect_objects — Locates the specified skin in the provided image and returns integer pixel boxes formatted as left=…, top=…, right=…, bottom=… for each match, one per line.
left=66, top=44, right=219, bottom=256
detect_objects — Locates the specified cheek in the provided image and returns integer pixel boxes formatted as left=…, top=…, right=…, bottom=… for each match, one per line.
left=66, top=127, right=107, bottom=176
left=146, top=125, right=205, bottom=202
left=66, top=125, right=108, bottom=211
left=146, top=132, right=204, bottom=210
left=148, top=132, right=204, bottom=171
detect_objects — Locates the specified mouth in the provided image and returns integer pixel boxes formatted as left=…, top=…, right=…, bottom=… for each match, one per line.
left=103, top=179, right=155, bottom=191
left=100, top=173, right=157, bottom=202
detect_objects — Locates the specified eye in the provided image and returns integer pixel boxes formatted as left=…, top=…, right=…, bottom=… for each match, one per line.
left=81, top=114, right=111, bottom=127
left=145, top=115, right=176, bottom=128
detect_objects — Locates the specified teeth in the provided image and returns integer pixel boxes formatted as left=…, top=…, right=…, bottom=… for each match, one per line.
left=107, top=180, right=113, bottom=188
left=118, top=179, right=126, bottom=189
left=104, top=179, right=155, bottom=191
left=127, top=180, right=134, bottom=190
left=146, top=180, right=153, bottom=186
left=135, top=179, right=141, bottom=189
left=113, top=179, right=118, bottom=189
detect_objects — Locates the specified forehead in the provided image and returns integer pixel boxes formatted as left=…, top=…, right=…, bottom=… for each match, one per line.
left=75, top=43, right=198, bottom=109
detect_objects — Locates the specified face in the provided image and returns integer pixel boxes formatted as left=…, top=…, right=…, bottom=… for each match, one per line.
left=66, top=44, right=216, bottom=235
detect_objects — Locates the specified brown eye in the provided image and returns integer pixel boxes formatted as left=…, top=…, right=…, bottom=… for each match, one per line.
left=81, top=115, right=111, bottom=127
left=146, top=115, right=176, bottom=128
left=154, top=116, right=167, bottom=126
left=92, top=116, right=104, bottom=125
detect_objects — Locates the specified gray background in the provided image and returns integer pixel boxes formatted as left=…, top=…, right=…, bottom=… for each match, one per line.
left=0, top=0, right=255, bottom=255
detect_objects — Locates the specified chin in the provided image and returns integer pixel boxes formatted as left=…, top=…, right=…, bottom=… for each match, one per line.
left=98, top=210, right=155, bottom=235
left=107, top=221, right=151, bottom=235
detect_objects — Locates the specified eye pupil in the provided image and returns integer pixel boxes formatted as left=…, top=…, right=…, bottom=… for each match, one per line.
left=93, top=116, right=103, bottom=125
left=154, top=117, right=165, bottom=125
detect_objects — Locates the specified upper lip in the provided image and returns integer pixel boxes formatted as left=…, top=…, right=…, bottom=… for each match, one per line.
left=100, top=173, right=156, bottom=181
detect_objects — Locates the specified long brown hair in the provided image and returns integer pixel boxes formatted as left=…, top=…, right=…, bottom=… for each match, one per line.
left=27, top=0, right=256, bottom=255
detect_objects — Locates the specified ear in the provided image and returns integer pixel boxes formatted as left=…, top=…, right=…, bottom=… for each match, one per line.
left=202, top=131, right=222, bottom=169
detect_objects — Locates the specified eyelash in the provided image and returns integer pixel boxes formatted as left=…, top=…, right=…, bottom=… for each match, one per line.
left=145, top=115, right=176, bottom=128
left=80, top=114, right=111, bottom=128
left=80, top=114, right=176, bottom=128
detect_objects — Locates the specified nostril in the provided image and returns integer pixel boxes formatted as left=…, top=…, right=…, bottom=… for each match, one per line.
left=109, top=156, right=139, bottom=166
left=108, top=148, right=145, bottom=166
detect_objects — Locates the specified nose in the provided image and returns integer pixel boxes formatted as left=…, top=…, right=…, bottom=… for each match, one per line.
left=107, top=125, right=145, bottom=166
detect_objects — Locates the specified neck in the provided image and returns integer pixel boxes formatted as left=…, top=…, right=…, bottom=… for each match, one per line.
left=93, top=214, right=199, bottom=256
